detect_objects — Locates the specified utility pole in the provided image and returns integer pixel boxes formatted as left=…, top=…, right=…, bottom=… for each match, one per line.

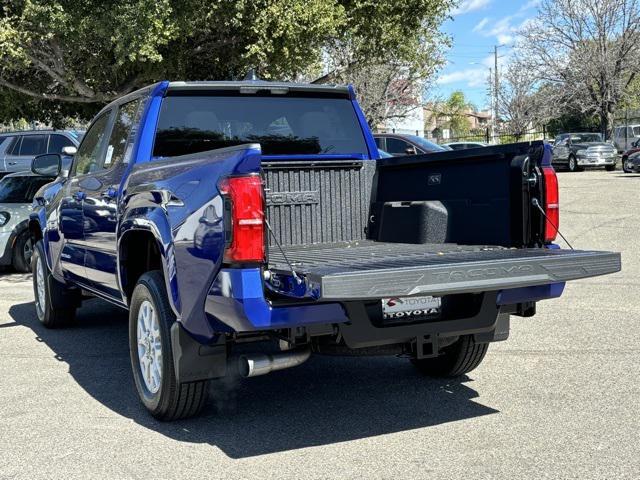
left=488, top=67, right=494, bottom=127
left=494, top=45, right=499, bottom=141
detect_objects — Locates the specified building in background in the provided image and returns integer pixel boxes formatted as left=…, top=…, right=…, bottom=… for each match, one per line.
left=423, top=105, right=491, bottom=140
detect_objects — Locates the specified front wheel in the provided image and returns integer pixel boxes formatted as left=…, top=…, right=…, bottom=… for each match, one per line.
left=568, top=155, right=582, bottom=172
left=32, top=240, right=78, bottom=327
left=12, top=230, right=33, bottom=273
left=622, top=156, right=633, bottom=173
left=411, top=335, right=489, bottom=378
left=605, top=164, right=616, bottom=172
left=129, top=271, right=209, bottom=420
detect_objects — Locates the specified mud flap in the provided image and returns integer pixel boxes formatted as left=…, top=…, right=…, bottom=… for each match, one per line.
left=170, top=322, right=227, bottom=383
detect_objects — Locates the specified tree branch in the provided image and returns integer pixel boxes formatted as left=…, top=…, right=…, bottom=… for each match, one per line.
left=0, top=78, right=109, bottom=103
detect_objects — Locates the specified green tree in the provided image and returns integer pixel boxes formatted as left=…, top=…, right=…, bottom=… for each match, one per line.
left=429, top=91, right=474, bottom=137
left=0, top=0, right=454, bottom=123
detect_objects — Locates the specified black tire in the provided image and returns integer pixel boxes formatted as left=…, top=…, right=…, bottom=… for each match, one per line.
left=605, top=164, right=616, bottom=172
left=411, top=335, right=489, bottom=378
left=622, top=156, right=632, bottom=173
left=12, top=230, right=33, bottom=273
left=31, top=240, right=78, bottom=328
left=568, top=155, right=581, bottom=172
left=129, top=271, right=209, bottom=420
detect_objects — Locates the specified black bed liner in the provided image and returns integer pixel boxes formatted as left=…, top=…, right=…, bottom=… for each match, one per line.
left=268, top=241, right=621, bottom=300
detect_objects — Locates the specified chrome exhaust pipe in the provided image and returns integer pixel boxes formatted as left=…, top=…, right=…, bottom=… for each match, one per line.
left=239, top=348, right=311, bottom=378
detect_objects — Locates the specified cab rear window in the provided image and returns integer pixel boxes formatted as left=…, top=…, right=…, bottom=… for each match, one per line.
left=153, top=95, right=369, bottom=157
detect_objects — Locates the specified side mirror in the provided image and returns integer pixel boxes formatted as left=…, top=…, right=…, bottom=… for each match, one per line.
left=62, top=145, right=77, bottom=156
left=32, top=153, right=62, bottom=177
left=405, top=146, right=417, bottom=155
left=633, top=140, right=639, bottom=148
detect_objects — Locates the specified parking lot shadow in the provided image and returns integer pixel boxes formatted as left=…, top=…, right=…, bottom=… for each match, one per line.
left=9, top=299, right=498, bottom=458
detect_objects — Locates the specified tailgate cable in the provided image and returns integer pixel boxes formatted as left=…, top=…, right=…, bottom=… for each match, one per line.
left=264, top=219, right=303, bottom=284
left=531, top=198, right=574, bottom=250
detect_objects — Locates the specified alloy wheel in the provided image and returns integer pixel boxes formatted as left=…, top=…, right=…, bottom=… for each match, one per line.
left=136, top=300, right=163, bottom=394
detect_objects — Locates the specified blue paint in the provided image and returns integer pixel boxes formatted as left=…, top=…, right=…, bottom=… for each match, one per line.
left=203, top=268, right=348, bottom=338
left=349, top=85, right=379, bottom=160
left=497, top=243, right=566, bottom=305
left=497, top=283, right=565, bottom=305
left=541, top=143, right=553, bottom=166
left=129, top=81, right=169, bottom=167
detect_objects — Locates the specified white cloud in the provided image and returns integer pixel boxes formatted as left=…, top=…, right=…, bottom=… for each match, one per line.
left=436, top=68, right=490, bottom=88
left=451, top=0, right=492, bottom=16
left=472, top=17, right=490, bottom=33
left=471, top=12, right=534, bottom=44
left=519, top=0, right=540, bottom=12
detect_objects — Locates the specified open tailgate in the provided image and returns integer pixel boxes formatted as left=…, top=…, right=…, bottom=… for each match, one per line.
left=268, top=241, right=620, bottom=300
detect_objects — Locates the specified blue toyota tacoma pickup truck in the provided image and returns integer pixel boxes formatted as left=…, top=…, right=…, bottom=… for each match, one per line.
left=28, top=80, right=621, bottom=420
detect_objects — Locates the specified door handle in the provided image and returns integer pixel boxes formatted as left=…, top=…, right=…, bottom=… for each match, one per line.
left=7, top=162, right=16, bottom=166
left=72, top=191, right=86, bottom=201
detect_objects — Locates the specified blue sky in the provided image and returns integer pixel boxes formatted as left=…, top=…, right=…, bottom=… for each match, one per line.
left=433, top=0, right=541, bottom=109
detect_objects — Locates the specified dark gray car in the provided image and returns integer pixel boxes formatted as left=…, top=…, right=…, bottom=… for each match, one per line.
left=0, top=130, right=83, bottom=177
left=373, top=133, right=447, bottom=156
left=552, top=132, right=617, bottom=172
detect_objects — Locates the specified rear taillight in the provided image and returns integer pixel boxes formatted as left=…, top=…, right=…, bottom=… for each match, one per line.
left=218, top=175, right=265, bottom=263
left=542, top=166, right=559, bottom=242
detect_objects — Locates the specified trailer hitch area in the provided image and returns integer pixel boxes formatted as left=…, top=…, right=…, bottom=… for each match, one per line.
left=413, top=335, right=459, bottom=359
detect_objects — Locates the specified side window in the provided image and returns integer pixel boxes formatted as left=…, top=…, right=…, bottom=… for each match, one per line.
left=8, top=137, right=22, bottom=155
left=19, top=135, right=48, bottom=156
left=73, top=111, right=111, bottom=176
left=48, top=134, right=74, bottom=154
left=374, top=137, right=384, bottom=149
left=385, top=137, right=410, bottom=155
left=104, top=98, right=142, bottom=168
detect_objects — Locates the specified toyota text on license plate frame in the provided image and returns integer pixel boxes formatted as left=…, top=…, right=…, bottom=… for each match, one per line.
left=382, top=295, right=442, bottom=320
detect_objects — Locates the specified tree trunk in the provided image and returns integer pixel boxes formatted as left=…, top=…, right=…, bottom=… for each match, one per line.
left=600, top=108, right=610, bottom=139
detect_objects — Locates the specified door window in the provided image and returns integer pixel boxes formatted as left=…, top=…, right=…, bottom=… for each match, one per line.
left=385, top=137, right=412, bottom=155
left=73, top=111, right=111, bottom=176
left=374, top=137, right=384, bottom=149
left=48, top=134, right=75, bottom=153
left=19, top=135, right=48, bottom=156
left=7, top=137, right=21, bottom=155
left=104, top=98, right=142, bottom=168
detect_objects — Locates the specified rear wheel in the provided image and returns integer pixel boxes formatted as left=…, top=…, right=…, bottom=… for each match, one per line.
left=411, top=335, right=489, bottom=378
left=32, top=240, right=78, bottom=328
left=129, top=271, right=209, bottom=420
left=12, top=230, right=33, bottom=273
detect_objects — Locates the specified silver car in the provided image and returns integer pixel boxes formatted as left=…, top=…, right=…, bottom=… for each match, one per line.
left=0, top=172, right=55, bottom=272
left=0, top=130, right=82, bottom=176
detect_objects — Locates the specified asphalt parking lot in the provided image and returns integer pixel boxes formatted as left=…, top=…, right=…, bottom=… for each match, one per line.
left=0, top=169, right=638, bottom=480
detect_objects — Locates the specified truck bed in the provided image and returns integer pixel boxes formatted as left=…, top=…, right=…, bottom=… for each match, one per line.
left=268, top=241, right=620, bottom=300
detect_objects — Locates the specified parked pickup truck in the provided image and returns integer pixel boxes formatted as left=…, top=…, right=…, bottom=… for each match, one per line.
left=29, top=81, right=621, bottom=420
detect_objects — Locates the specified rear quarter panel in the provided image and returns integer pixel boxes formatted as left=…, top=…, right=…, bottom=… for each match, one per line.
left=121, top=144, right=262, bottom=341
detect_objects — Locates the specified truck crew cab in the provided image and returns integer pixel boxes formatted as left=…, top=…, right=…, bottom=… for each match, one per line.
left=29, top=81, right=621, bottom=420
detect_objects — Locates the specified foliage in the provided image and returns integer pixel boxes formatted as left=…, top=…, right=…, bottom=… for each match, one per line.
left=546, top=112, right=600, bottom=137
left=427, top=90, right=475, bottom=137
left=518, top=0, right=640, bottom=137
left=0, top=0, right=454, bottom=124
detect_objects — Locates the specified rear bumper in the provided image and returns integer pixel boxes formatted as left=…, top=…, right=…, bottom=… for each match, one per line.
left=200, top=250, right=619, bottom=338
